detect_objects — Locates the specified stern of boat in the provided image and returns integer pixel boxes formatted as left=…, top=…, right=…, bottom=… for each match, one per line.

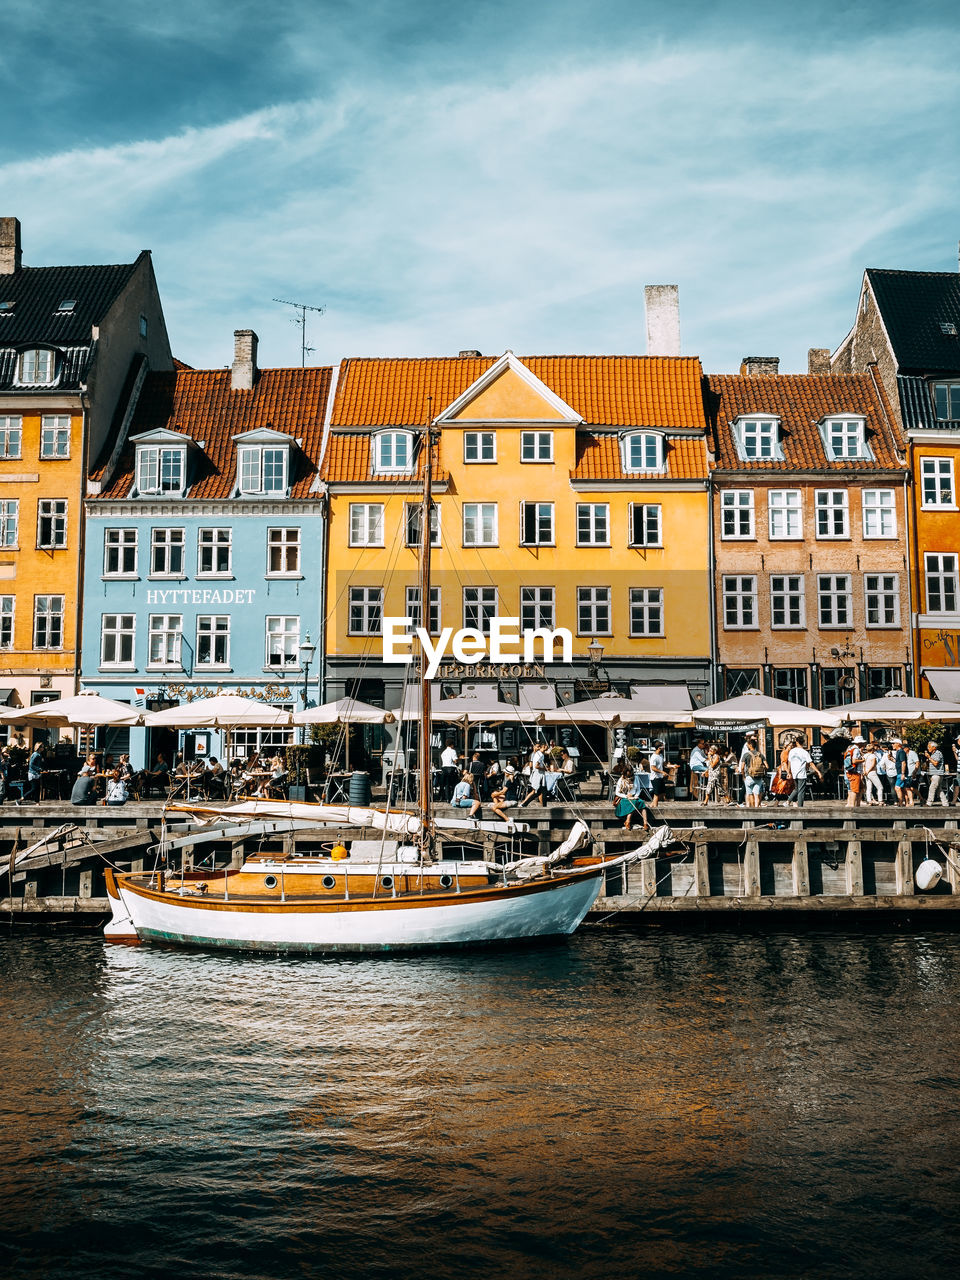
left=103, top=869, right=141, bottom=945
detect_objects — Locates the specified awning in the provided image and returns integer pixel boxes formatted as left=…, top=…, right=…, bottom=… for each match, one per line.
left=923, top=669, right=960, bottom=701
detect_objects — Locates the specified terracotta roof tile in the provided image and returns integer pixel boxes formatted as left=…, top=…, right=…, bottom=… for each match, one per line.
left=331, top=355, right=707, bottom=429
left=93, top=365, right=332, bottom=500
left=320, top=433, right=447, bottom=485
left=571, top=434, right=709, bottom=481
left=705, top=372, right=903, bottom=472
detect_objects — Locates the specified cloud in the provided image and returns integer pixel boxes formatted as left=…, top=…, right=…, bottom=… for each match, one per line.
left=3, top=22, right=960, bottom=373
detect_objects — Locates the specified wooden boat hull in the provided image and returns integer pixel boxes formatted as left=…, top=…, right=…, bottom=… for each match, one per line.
left=105, top=866, right=605, bottom=953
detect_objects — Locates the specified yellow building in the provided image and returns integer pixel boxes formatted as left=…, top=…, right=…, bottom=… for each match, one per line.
left=320, top=350, right=712, bottom=741
left=0, top=216, right=171, bottom=719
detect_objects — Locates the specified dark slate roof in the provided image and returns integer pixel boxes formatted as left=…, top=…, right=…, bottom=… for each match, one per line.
left=867, top=268, right=960, bottom=375
left=0, top=261, right=141, bottom=343
left=898, top=375, right=939, bottom=431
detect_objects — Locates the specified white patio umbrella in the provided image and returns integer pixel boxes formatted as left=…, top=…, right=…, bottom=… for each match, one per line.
left=0, top=691, right=142, bottom=727
left=836, top=692, right=960, bottom=723
left=693, top=688, right=841, bottom=731
left=549, top=685, right=695, bottom=725
left=144, top=694, right=292, bottom=728
left=294, top=697, right=395, bottom=770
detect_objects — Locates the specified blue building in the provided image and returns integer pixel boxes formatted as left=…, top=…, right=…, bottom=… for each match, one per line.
left=81, top=331, right=331, bottom=767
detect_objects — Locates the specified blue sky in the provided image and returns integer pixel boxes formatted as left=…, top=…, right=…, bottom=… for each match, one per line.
left=2, top=0, right=959, bottom=373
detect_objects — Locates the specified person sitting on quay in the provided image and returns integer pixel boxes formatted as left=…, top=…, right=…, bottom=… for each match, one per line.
left=451, top=770, right=482, bottom=818
left=613, top=762, right=648, bottom=831
left=104, top=766, right=129, bottom=806
left=70, top=753, right=99, bottom=805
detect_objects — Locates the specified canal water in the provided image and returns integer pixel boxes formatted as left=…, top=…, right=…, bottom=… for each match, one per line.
left=1, top=927, right=958, bottom=1280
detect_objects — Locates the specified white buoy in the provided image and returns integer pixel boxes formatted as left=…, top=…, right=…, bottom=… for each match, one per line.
left=915, top=859, right=942, bottom=891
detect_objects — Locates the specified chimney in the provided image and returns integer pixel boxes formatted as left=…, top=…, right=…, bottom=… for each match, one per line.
left=807, top=347, right=831, bottom=375
left=232, top=329, right=258, bottom=390
left=739, top=356, right=779, bottom=377
left=458, top=349, right=482, bottom=358
left=0, top=218, right=22, bottom=274
left=644, top=285, right=681, bottom=356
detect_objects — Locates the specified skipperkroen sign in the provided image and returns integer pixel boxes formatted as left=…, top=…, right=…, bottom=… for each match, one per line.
left=382, top=618, right=573, bottom=680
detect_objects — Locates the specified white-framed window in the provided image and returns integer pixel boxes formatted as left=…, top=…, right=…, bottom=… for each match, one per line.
left=734, top=417, right=781, bottom=461
left=921, top=457, right=955, bottom=507
left=865, top=574, right=900, bottom=627
left=815, top=490, right=849, bottom=538
left=628, top=503, right=662, bottom=547
left=0, top=596, right=14, bottom=649
left=267, top=528, right=300, bottom=576
left=463, top=586, right=498, bottom=634
left=0, top=500, right=18, bottom=547
left=33, top=595, right=64, bottom=649
left=36, top=499, right=67, bottom=549
left=862, top=489, right=897, bottom=538
left=137, top=446, right=185, bottom=496
left=818, top=574, right=852, bottom=627
left=721, top=490, right=755, bottom=539
left=576, top=503, right=609, bottom=545
left=463, top=432, right=495, bottom=463
left=148, top=614, right=182, bottom=667
left=196, top=615, right=231, bottom=666
left=770, top=575, right=805, bottom=628
left=521, top=431, right=553, bottom=462
left=349, top=503, right=384, bottom=547
left=0, top=416, right=22, bottom=459
left=348, top=587, right=383, bottom=635
left=463, top=503, right=497, bottom=546
left=925, top=553, right=959, bottom=614
left=520, top=586, right=555, bottom=630
left=198, top=528, right=232, bottom=576
left=520, top=501, right=554, bottom=546
left=824, top=417, right=869, bottom=460
left=40, top=415, right=71, bottom=459
left=18, top=348, right=56, bottom=385
left=265, top=616, right=300, bottom=667
left=104, top=528, right=137, bottom=576
left=623, top=432, right=664, bottom=471
left=932, top=382, right=960, bottom=422
left=405, top=502, right=441, bottom=547
left=577, top=586, right=611, bottom=635
left=722, top=575, right=757, bottom=629
left=372, top=431, right=413, bottom=473
left=629, top=587, right=663, bottom=636
left=405, top=585, right=441, bottom=634
left=150, top=528, right=185, bottom=577
left=101, top=614, right=136, bottom=667
left=768, top=490, right=802, bottom=539
left=238, top=444, right=288, bottom=495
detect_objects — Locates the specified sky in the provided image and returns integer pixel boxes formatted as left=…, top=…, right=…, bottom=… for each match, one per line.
left=2, top=0, right=959, bottom=374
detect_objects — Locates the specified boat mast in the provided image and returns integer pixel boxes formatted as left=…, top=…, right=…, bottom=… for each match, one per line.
left=417, top=406, right=435, bottom=860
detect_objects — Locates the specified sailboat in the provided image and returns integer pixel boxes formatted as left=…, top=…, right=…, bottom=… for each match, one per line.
left=104, top=422, right=663, bottom=952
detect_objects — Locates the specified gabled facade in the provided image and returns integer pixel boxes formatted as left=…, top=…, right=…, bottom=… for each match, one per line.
left=0, top=216, right=172, bottom=720
left=321, top=350, right=713, bottom=731
left=706, top=360, right=911, bottom=704
left=81, top=332, right=331, bottom=766
left=832, top=264, right=960, bottom=697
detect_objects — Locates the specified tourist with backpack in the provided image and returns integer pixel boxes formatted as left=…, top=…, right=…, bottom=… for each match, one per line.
left=843, top=735, right=865, bottom=809
left=739, top=736, right=768, bottom=809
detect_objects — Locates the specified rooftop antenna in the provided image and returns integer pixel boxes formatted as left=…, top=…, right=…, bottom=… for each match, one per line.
left=273, top=297, right=325, bottom=367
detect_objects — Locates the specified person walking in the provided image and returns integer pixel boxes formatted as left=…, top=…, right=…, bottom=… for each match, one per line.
left=740, top=736, right=768, bottom=809
left=648, top=740, right=667, bottom=808
left=440, top=739, right=460, bottom=802
left=925, top=740, right=946, bottom=806
left=862, top=742, right=884, bottom=805
left=16, top=744, right=44, bottom=805
left=843, top=736, right=865, bottom=808
left=787, top=735, right=821, bottom=808
left=892, top=738, right=909, bottom=806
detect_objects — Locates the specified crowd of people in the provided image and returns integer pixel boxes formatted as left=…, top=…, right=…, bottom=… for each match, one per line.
left=442, top=739, right=580, bottom=823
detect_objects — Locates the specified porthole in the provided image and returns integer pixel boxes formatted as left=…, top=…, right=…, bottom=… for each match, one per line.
left=263, top=875, right=278, bottom=888
left=439, top=874, right=453, bottom=888
left=380, top=875, right=394, bottom=889
left=321, top=874, right=337, bottom=889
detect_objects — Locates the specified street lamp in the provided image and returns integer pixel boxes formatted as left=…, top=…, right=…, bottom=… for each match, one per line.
left=299, top=633, right=316, bottom=744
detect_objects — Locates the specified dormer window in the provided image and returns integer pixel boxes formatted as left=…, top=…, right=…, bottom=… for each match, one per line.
left=137, top=446, right=186, bottom=496
left=17, top=348, right=57, bottom=386
left=238, top=444, right=288, bottom=495
left=933, top=381, right=960, bottom=422
left=622, top=432, right=665, bottom=471
left=823, top=417, right=871, bottom=460
left=734, top=417, right=782, bottom=461
left=372, top=430, right=413, bottom=474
